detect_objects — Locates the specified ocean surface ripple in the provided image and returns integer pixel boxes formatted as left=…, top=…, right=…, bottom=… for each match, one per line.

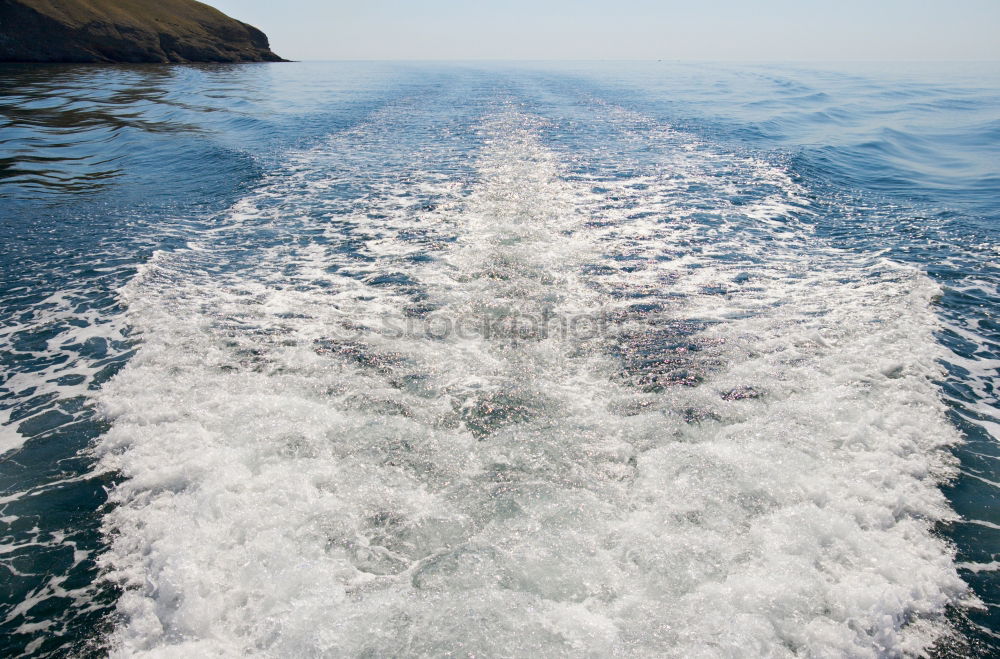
left=0, top=61, right=997, bottom=657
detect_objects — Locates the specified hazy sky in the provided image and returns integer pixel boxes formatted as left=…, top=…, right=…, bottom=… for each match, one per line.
left=209, top=0, right=1000, bottom=62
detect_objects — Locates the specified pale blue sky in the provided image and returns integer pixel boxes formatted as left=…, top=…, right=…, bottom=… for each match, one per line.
left=210, top=0, right=1000, bottom=61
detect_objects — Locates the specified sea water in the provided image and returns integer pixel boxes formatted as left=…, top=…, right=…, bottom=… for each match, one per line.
left=0, top=61, right=997, bottom=657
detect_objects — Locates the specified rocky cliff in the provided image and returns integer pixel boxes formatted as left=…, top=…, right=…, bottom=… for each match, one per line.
left=0, top=0, right=285, bottom=63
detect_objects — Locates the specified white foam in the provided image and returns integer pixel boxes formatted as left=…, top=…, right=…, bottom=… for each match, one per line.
left=95, top=108, right=969, bottom=656
left=0, top=285, right=132, bottom=456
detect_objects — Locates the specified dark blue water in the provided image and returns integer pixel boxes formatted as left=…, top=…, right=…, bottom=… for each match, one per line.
left=0, top=61, right=997, bottom=657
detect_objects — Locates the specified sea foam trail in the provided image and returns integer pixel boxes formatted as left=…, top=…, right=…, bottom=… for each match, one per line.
left=95, top=110, right=970, bottom=656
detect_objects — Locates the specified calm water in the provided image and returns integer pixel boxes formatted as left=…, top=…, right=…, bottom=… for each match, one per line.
left=0, top=61, right=997, bottom=657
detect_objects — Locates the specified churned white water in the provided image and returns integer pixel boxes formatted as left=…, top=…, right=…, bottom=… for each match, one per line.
left=94, top=110, right=971, bottom=657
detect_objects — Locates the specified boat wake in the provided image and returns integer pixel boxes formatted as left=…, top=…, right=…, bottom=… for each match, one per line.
left=95, top=108, right=970, bottom=656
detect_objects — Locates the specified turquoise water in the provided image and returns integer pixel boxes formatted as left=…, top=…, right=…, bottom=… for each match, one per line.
left=0, top=61, right=997, bottom=657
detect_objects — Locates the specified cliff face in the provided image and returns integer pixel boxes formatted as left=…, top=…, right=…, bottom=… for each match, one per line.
left=0, top=0, right=286, bottom=63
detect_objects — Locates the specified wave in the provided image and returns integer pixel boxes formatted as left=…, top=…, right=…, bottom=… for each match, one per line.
left=1, top=61, right=996, bottom=656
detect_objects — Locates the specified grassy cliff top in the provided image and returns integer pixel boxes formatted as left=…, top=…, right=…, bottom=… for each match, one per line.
left=20, top=0, right=256, bottom=33
left=2, top=0, right=286, bottom=62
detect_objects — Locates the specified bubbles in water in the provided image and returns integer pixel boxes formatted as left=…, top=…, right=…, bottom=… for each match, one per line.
left=94, top=106, right=970, bottom=656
